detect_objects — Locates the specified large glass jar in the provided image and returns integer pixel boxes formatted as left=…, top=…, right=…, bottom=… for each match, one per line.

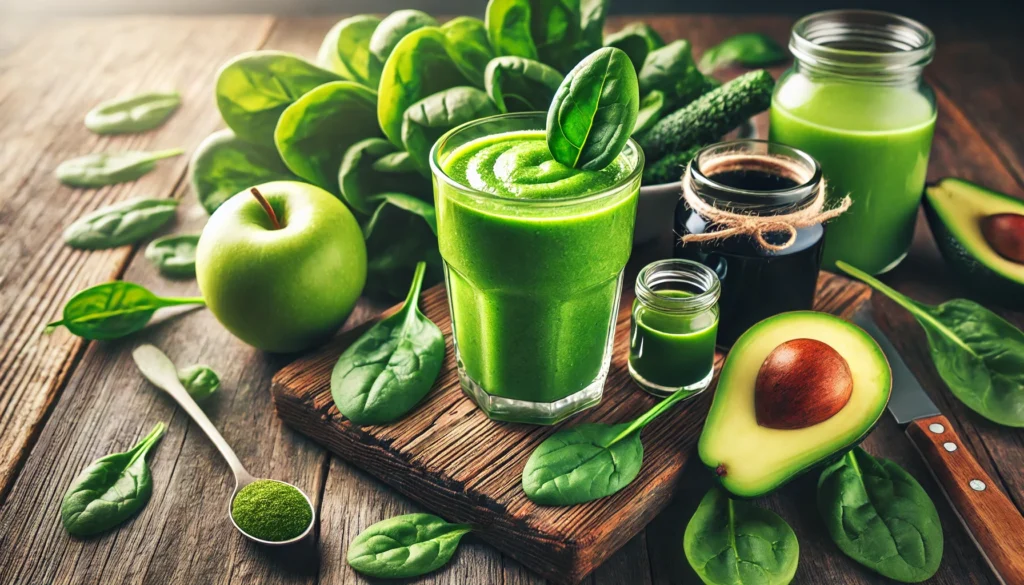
left=674, top=140, right=825, bottom=347
left=770, top=10, right=936, bottom=275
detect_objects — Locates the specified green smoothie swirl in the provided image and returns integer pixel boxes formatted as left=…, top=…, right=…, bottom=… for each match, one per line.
left=443, top=130, right=630, bottom=199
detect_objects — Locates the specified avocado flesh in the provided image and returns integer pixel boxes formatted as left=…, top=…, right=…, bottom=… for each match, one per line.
left=925, top=177, right=1024, bottom=305
left=698, top=311, right=891, bottom=498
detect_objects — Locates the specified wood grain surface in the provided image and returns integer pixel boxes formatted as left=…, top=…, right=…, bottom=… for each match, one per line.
left=0, top=12, right=1020, bottom=585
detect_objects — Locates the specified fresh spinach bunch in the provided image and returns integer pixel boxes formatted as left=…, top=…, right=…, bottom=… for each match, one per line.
left=273, top=80, right=380, bottom=193
left=401, top=86, right=500, bottom=173
left=347, top=513, right=471, bottom=578
left=56, top=149, right=184, bottom=188
left=145, top=234, right=199, bottom=278
left=84, top=91, right=181, bottom=135
left=522, top=386, right=696, bottom=505
left=441, top=17, right=495, bottom=87
left=190, top=129, right=297, bottom=214
left=684, top=487, right=799, bottom=585
left=817, top=447, right=943, bottom=582
left=178, top=364, right=220, bottom=400
left=215, top=51, right=340, bottom=146
left=61, top=422, right=166, bottom=536
left=317, top=15, right=382, bottom=87
left=63, top=198, right=178, bottom=250
left=331, top=261, right=445, bottom=425
left=604, top=22, right=665, bottom=74
left=839, top=261, right=1024, bottom=427
left=484, top=56, right=563, bottom=113
left=700, top=32, right=787, bottom=72
left=45, top=281, right=204, bottom=340
left=485, top=0, right=606, bottom=74
left=546, top=47, right=639, bottom=171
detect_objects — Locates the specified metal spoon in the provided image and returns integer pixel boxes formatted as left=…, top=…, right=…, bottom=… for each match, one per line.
left=132, top=344, right=314, bottom=546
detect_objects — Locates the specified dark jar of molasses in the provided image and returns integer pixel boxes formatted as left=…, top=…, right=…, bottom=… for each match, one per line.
left=674, top=140, right=831, bottom=347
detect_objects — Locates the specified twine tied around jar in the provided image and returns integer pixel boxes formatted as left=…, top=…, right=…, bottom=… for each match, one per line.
left=679, top=152, right=852, bottom=252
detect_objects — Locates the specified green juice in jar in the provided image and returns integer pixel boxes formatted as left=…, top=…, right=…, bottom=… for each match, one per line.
left=769, top=10, right=936, bottom=275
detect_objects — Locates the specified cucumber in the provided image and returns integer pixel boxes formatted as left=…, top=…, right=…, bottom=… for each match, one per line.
left=639, top=70, right=774, bottom=161
left=642, top=145, right=701, bottom=185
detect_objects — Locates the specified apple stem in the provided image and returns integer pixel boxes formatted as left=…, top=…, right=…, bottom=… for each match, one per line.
left=250, top=187, right=281, bottom=230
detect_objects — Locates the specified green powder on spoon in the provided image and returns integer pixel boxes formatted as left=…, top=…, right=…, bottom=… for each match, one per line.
left=231, top=480, right=313, bottom=542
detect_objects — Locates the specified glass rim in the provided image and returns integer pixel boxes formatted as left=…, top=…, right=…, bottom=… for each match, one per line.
left=428, top=111, right=645, bottom=207
left=635, top=259, right=721, bottom=314
left=689, top=139, right=822, bottom=209
left=791, top=10, right=935, bottom=72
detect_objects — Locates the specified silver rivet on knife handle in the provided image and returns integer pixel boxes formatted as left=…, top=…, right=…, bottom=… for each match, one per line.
left=929, top=423, right=945, bottom=433
left=970, top=480, right=987, bottom=492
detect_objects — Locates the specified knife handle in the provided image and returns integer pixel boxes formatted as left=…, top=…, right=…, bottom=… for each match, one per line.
left=906, top=415, right=1024, bottom=585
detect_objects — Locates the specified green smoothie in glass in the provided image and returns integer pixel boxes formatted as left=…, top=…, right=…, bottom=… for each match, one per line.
left=431, top=113, right=642, bottom=424
left=769, top=10, right=936, bottom=274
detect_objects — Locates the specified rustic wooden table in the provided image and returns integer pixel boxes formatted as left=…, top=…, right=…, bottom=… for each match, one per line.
left=0, top=13, right=1021, bottom=585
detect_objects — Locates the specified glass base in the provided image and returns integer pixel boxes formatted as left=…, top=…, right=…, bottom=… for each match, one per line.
left=457, top=358, right=606, bottom=425
left=627, top=363, right=714, bottom=398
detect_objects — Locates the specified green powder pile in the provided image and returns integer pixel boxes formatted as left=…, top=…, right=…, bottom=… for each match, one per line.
left=231, top=480, right=313, bottom=542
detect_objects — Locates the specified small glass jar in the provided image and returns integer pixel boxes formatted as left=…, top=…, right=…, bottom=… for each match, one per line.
left=770, top=10, right=936, bottom=275
left=629, top=259, right=721, bottom=397
left=674, top=140, right=824, bottom=347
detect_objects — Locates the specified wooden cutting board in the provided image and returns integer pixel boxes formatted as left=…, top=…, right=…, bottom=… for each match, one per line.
left=271, top=271, right=870, bottom=584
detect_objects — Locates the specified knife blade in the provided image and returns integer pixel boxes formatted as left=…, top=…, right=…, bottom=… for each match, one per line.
left=852, top=305, right=1024, bottom=585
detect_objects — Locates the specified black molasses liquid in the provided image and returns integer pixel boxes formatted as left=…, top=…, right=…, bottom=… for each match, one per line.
left=674, top=166, right=825, bottom=347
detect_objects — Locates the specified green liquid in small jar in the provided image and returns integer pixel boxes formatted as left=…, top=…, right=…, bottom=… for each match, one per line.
left=629, top=290, right=719, bottom=394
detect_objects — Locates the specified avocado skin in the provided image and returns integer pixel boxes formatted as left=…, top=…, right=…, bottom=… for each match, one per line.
left=924, top=180, right=1024, bottom=309
left=698, top=311, right=892, bottom=498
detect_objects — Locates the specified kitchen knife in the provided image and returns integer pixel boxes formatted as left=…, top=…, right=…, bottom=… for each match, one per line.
left=853, top=306, right=1024, bottom=585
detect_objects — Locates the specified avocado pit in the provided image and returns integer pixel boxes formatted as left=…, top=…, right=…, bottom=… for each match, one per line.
left=980, top=213, right=1024, bottom=264
left=754, top=338, right=853, bottom=430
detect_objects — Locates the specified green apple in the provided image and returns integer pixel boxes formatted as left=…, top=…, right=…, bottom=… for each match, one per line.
left=196, top=181, right=366, bottom=352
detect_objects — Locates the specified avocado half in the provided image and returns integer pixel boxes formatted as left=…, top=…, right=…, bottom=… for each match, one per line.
left=924, top=177, right=1024, bottom=307
left=697, top=311, right=892, bottom=498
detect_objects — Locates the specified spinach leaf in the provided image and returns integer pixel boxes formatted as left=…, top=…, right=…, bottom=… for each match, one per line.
left=63, top=198, right=178, bottom=250
left=530, top=0, right=585, bottom=74
left=369, top=10, right=439, bottom=70
left=441, top=16, right=495, bottom=88
left=339, top=138, right=430, bottom=216
left=633, top=89, right=664, bottom=136
left=317, top=15, right=382, bottom=86
left=145, top=234, right=200, bottom=278
left=331, top=261, right=445, bottom=424
left=61, top=422, right=166, bottom=536
left=377, top=27, right=474, bottom=147
left=486, top=0, right=539, bottom=61
left=347, top=513, right=471, bottom=578
left=484, top=56, right=563, bottom=113
left=578, top=0, right=610, bottom=52
left=546, top=46, right=639, bottom=170
left=522, top=423, right=643, bottom=506
left=839, top=261, right=1024, bottom=427
left=189, top=129, right=297, bottom=215
left=45, top=281, right=204, bottom=341
left=56, top=148, right=184, bottom=188
left=215, top=51, right=340, bottom=146
left=363, top=194, right=442, bottom=299
left=604, top=22, right=664, bottom=74
left=522, top=386, right=695, bottom=505
left=684, top=487, right=799, bottom=585
left=638, top=40, right=716, bottom=111
left=178, top=364, right=220, bottom=400
left=84, top=91, right=181, bottom=135
left=273, top=81, right=380, bottom=193
left=700, top=33, right=787, bottom=73
left=817, top=447, right=943, bottom=582
left=401, top=87, right=500, bottom=174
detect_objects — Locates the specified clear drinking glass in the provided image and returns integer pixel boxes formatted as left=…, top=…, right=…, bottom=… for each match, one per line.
left=430, top=113, right=643, bottom=425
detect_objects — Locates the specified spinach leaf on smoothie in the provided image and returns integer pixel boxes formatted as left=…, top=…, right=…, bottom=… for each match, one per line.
left=546, top=47, right=639, bottom=171
left=331, top=261, right=445, bottom=424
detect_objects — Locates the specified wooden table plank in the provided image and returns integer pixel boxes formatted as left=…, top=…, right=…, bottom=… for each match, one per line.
left=0, top=15, right=274, bottom=503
